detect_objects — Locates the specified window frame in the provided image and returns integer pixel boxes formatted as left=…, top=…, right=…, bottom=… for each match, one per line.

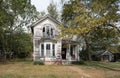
left=46, top=44, right=51, bottom=57
left=41, top=44, right=44, bottom=57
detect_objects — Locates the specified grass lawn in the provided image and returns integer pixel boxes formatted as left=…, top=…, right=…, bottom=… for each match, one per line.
left=0, top=60, right=120, bottom=78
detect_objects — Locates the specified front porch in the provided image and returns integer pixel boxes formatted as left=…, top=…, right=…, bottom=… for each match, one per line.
left=34, top=39, right=80, bottom=65
left=61, top=40, right=80, bottom=64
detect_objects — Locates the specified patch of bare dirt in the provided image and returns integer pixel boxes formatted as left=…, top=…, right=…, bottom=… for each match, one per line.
left=68, top=66, right=91, bottom=78
left=68, top=66, right=120, bottom=78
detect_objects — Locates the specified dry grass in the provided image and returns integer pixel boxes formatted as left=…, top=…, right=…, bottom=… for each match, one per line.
left=0, top=61, right=120, bottom=78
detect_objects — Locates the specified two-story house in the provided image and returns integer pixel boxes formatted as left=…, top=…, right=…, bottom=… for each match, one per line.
left=31, top=14, right=80, bottom=64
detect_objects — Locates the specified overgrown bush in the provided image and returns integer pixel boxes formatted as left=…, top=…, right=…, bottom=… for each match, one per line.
left=33, top=61, right=44, bottom=65
left=71, top=60, right=84, bottom=65
left=16, top=52, right=29, bottom=58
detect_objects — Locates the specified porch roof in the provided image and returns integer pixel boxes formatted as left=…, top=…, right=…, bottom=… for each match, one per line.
left=39, top=38, right=57, bottom=43
left=62, top=39, right=79, bottom=45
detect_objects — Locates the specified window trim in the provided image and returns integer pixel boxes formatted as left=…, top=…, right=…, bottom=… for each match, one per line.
left=46, top=44, right=51, bottom=57
left=41, top=44, right=44, bottom=57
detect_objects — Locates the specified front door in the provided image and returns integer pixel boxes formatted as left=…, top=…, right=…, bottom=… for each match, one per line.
left=62, top=48, right=66, bottom=59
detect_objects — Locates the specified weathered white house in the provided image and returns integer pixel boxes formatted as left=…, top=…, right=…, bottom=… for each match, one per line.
left=31, top=15, right=80, bottom=64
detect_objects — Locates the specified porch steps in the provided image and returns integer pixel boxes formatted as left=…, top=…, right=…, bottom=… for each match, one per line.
left=62, top=60, right=71, bottom=65
left=54, top=59, right=62, bottom=65
left=53, top=60, right=71, bottom=65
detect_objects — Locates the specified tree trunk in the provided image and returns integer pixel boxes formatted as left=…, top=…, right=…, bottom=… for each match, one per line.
left=84, top=37, right=92, bottom=61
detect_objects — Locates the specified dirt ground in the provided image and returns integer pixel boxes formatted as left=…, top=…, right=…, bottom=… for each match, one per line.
left=0, top=62, right=120, bottom=78
left=68, top=66, right=120, bottom=78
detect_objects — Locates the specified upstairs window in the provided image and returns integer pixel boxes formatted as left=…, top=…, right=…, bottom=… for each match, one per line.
left=51, top=28, right=53, bottom=36
left=46, top=26, right=50, bottom=37
left=43, top=27, right=46, bottom=37
left=43, top=27, right=45, bottom=32
left=42, top=24, right=54, bottom=38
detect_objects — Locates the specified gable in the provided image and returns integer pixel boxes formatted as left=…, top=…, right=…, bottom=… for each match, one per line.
left=34, top=18, right=58, bottom=29
left=31, top=14, right=62, bottom=34
left=101, top=51, right=113, bottom=56
left=31, top=14, right=61, bottom=28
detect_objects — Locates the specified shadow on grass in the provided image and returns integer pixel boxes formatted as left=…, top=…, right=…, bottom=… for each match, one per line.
left=89, top=64, right=120, bottom=71
left=72, top=61, right=120, bottom=71
left=0, top=74, right=24, bottom=78
left=0, top=58, right=33, bottom=65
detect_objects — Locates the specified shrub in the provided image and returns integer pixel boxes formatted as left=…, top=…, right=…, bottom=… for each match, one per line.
left=71, top=60, right=84, bottom=65
left=33, top=61, right=44, bottom=65
left=16, top=52, right=28, bottom=58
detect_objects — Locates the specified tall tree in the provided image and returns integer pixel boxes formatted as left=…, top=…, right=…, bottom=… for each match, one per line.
left=60, top=0, right=120, bottom=60
left=47, top=0, right=58, bottom=19
left=0, top=0, right=39, bottom=60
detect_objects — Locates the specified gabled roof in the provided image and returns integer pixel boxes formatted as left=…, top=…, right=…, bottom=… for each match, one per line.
left=101, top=50, right=113, bottom=56
left=93, top=50, right=113, bottom=56
left=31, top=14, right=62, bottom=28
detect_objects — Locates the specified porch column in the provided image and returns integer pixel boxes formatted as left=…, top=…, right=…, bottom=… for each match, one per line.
left=74, top=45, right=77, bottom=60
left=73, top=45, right=75, bottom=55
left=68, top=44, right=71, bottom=62
left=66, top=44, right=69, bottom=60
left=73, top=45, right=75, bottom=60
left=77, top=45, right=80, bottom=61
left=66, top=43, right=71, bottom=62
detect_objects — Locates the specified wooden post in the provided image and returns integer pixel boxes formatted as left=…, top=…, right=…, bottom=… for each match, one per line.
left=77, top=45, right=80, bottom=61
left=68, top=43, right=71, bottom=63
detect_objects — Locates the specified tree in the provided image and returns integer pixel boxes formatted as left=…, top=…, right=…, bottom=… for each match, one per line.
left=60, top=0, right=120, bottom=60
left=0, top=0, right=39, bottom=61
left=39, top=11, right=46, bottom=16
left=47, top=0, right=58, bottom=19
left=13, top=31, right=33, bottom=58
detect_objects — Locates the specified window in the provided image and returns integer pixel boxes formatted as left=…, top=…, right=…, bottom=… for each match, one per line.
left=46, top=44, right=51, bottom=57
left=43, top=27, right=45, bottom=37
left=51, top=28, right=53, bottom=36
left=42, top=24, right=55, bottom=38
left=46, top=44, right=50, bottom=50
left=53, top=44, right=55, bottom=56
left=41, top=44, right=44, bottom=57
left=43, top=27, right=45, bottom=32
left=70, top=46, right=73, bottom=56
left=47, top=26, right=50, bottom=37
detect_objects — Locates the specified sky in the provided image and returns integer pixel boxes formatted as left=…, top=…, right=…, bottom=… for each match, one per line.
left=31, top=0, right=120, bottom=27
left=31, top=0, right=64, bottom=13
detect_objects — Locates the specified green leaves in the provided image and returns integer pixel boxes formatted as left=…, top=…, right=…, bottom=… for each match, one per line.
left=0, top=0, right=38, bottom=59
left=60, top=0, right=120, bottom=60
left=47, top=1, right=58, bottom=19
